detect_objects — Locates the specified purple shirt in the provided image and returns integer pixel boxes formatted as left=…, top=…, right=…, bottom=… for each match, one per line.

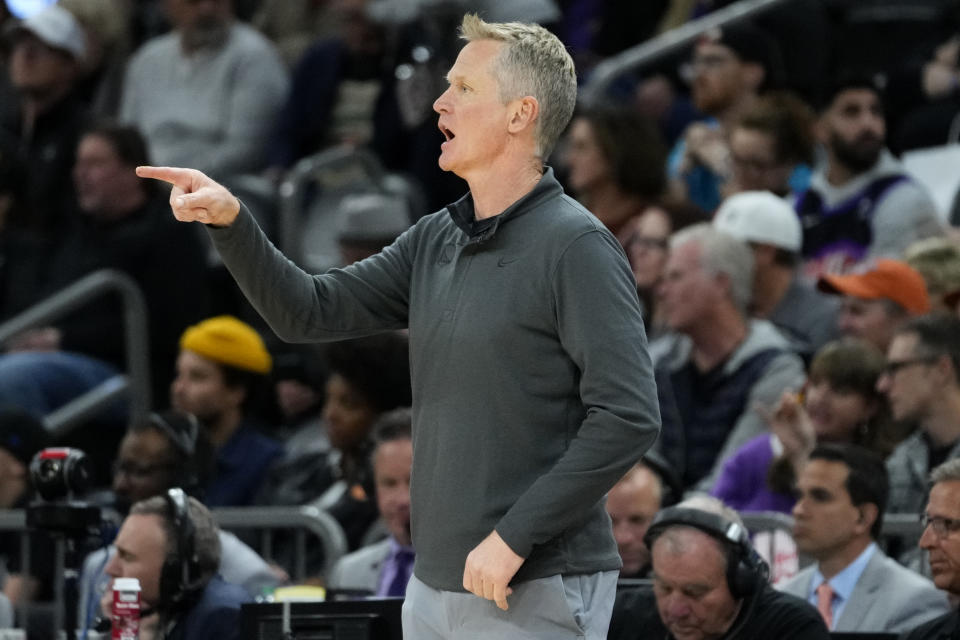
left=375, top=537, right=415, bottom=597
left=711, top=434, right=796, bottom=513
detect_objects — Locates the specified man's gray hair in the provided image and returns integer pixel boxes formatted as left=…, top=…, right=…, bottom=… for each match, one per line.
left=676, top=494, right=746, bottom=528
left=931, top=458, right=960, bottom=485
left=130, top=494, right=221, bottom=586
left=671, top=223, right=755, bottom=313
left=460, top=13, right=577, bottom=159
left=654, top=495, right=745, bottom=569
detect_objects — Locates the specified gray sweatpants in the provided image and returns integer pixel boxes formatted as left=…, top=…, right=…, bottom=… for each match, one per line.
left=401, top=571, right=619, bottom=639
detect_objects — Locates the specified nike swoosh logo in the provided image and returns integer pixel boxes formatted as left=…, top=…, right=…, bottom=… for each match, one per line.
left=497, top=257, right=518, bottom=267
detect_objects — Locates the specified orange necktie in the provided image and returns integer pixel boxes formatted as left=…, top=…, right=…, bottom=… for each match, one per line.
left=816, top=581, right=834, bottom=629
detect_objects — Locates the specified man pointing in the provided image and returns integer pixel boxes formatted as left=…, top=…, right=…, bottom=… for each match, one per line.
left=138, top=13, right=659, bottom=639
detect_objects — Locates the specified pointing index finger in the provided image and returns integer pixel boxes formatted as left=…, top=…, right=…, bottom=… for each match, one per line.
left=135, top=165, right=193, bottom=189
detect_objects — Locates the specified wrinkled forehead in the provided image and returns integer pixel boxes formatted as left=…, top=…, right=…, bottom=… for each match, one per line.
left=929, top=481, right=960, bottom=517
left=447, top=39, right=503, bottom=81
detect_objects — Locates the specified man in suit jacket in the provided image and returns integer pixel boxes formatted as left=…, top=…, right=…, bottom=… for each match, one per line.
left=779, top=443, right=948, bottom=633
left=903, top=457, right=960, bottom=639
left=327, top=409, right=413, bottom=596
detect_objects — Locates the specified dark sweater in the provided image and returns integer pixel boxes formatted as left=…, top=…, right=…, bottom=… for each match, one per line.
left=609, top=582, right=831, bottom=640
left=209, top=168, right=661, bottom=591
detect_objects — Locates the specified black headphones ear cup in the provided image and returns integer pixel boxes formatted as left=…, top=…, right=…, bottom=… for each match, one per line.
left=158, top=488, right=202, bottom=610
left=643, top=506, right=769, bottom=599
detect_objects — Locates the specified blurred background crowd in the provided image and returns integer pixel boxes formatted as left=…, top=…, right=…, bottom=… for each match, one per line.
left=1, top=0, right=960, bottom=637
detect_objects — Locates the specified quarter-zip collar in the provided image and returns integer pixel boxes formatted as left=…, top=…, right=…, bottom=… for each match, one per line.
left=446, top=166, right=563, bottom=244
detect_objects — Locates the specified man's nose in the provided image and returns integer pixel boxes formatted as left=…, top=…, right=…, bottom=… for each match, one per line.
left=665, top=594, right=691, bottom=618
left=433, top=88, right=451, bottom=114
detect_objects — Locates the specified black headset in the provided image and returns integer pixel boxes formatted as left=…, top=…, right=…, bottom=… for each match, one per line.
left=158, top=487, right=204, bottom=610
left=643, top=506, right=769, bottom=599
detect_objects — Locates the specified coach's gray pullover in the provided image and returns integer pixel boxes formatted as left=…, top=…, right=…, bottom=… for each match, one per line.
left=209, top=168, right=661, bottom=591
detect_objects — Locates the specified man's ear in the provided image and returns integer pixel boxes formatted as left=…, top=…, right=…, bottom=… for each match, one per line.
left=933, top=353, right=957, bottom=387
left=741, top=62, right=765, bottom=92
left=508, top=96, right=539, bottom=135
left=856, top=503, right=879, bottom=535
left=714, top=270, right=733, bottom=300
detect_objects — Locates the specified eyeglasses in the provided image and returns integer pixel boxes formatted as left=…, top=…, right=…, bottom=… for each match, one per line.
left=921, top=513, right=960, bottom=538
left=881, top=355, right=940, bottom=377
left=112, top=460, right=174, bottom=480
left=625, top=234, right=669, bottom=252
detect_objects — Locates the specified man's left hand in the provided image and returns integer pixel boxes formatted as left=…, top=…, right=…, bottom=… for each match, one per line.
left=462, top=530, right=524, bottom=611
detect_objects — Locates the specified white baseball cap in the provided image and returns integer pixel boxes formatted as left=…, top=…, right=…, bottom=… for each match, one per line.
left=7, top=5, right=86, bottom=61
left=713, top=190, right=802, bottom=253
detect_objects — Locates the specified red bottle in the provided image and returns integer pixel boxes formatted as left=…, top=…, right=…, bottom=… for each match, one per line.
left=111, top=578, right=141, bottom=640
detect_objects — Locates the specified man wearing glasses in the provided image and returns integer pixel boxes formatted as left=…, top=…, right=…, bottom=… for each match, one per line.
left=877, top=313, right=960, bottom=516
left=903, top=458, right=960, bottom=639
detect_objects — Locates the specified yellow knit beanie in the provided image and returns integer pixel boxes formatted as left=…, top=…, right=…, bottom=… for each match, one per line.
left=179, top=315, right=272, bottom=374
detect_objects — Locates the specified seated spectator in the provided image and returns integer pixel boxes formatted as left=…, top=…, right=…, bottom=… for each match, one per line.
left=608, top=496, right=830, bottom=640
left=1, top=4, right=89, bottom=233
left=257, top=332, right=411, bottom=565
left=271, top=343, right=328, bottom=441
left=120, top=0, right=289, bottom=178
left=605, top=459, right=667, bottom=580
left=780, top=443, right=948, bottom=632
left=905, top=237, right=960, bottom=314
left=264, top=0, right=394, bottom=175
left=618, top=198, right=707, bottom=336
left=714, top=190, right=839, bottom=358
left=327, top=407, right=413, bottom=596
left=561, top=104, right=666, bottom=238
left=886, top=32, right=960, bottom=153
left=878, top=313, right=960, bottom=517
left=264, top=0, right=468, bottom=213
left=793, top=74, right=942, bottom=278
left=818, top=258, right=930, bottom=352
left=725, top=91, right=816, bottom=198
left=0, top=123, right=210, bottom=426
left=651, top=223, right=805, bottom=490
left=58, top=0, right=131, bottom=116
left=667, top=21, right=784, bottom=212
left=302, top=333, right=411, bottom=550
left=77, top=410, right=279, bottom=636
left=902, top=457, right=960, bottom=639
left=173, top=316, right=283, bottom=507
left=712, top=338, right=894, bottom=514
left=251, top=0, right=337, bottom=68
left=102, top=491, right=250, bottom=640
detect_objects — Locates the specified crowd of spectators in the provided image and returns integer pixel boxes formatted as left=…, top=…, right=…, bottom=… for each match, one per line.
left=1, top=0, right=960, bottom=637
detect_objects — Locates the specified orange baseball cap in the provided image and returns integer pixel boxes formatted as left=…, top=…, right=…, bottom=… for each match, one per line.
left=817, top=258, right=930, bottom=315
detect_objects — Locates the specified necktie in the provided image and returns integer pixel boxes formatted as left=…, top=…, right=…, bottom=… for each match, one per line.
left=386, top=549, right=414, bottom=597
left=816, top=581, right=834, bottom=629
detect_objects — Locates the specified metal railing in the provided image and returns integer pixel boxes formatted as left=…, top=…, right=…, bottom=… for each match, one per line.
left=580, top=0, right=793, bottom=106
left=213, top=505, right=348, bottom=581
left=0, top=269, right=151, bottom=434
left=277, top=146, right=387, bottom=271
